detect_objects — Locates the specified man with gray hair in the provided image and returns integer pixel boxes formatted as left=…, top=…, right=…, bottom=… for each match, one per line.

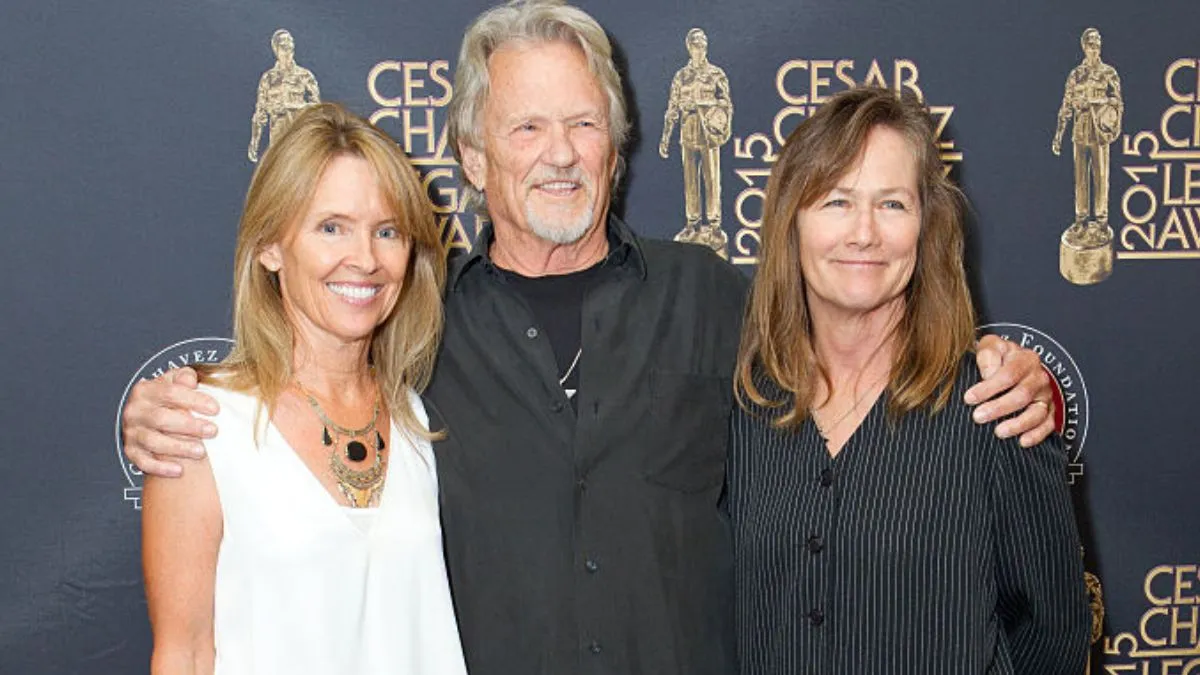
left=122, top=1, right=1056, bottom=673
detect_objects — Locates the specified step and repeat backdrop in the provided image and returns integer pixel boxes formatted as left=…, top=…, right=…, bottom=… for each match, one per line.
left=2, top=0, right=1197, bottom=672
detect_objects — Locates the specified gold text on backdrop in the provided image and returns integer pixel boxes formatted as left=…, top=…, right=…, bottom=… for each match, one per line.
left=368, top=59, right=482, bottom=251
left=729, top=59, right=960, bottom=266
left=1118, top=57, right=1200, bottom=263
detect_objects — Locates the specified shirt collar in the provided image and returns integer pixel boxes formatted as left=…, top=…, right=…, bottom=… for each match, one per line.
left=448, top=215, right=647, bottom=291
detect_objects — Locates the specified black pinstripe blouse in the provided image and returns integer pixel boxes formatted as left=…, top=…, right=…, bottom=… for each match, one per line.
left=728, top=358, right=1091, bottom=674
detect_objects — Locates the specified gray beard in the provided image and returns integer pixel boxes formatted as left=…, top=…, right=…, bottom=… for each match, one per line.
left=526, top=202, right=595, bottom=245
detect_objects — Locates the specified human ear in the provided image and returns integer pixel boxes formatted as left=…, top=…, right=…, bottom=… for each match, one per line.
left=258, top=242, right=283, bottom=272
left=459, top=143, right=487, bottom=191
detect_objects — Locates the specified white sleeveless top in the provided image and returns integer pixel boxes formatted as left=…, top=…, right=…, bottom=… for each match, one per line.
left=199, top=384, right=467, bottom=675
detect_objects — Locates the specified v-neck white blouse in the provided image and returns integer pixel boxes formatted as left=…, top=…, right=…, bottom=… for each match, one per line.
left=198, top=384, right=467, bottom=675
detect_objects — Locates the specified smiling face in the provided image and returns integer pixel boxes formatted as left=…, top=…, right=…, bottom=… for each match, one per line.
left=798, top=125, right=921, bottom=326
left=258, top=153, right=412, bottom=352
left=459, top=40, right=617, bottom=246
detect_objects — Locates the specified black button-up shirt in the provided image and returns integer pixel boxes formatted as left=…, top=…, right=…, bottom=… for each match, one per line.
left=729, top=360, right=1090, bottom=674
left=426, top=217, right=747, bottom=675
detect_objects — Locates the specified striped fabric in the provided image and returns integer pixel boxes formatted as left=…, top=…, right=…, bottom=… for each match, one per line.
left=728, top=357, right=1091, bottom=674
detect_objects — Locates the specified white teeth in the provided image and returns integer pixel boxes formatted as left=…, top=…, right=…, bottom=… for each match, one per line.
left=327, top=283, right=379, bottom=299
left=540, top=181, right=578, bottom=190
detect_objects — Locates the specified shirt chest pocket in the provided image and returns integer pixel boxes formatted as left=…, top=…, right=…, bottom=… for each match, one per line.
left=641, top=370, right=732, bottom=493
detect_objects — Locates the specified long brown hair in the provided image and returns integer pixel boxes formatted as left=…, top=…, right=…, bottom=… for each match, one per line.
left=204, top=102, right=445, bottom=438
left=735, top=86, right=975, bottom=428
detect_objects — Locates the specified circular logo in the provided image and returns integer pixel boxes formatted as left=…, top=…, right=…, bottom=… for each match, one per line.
left=977, top=323, right=1089, bottom=485
left=114, top=337, right=234, bottom=509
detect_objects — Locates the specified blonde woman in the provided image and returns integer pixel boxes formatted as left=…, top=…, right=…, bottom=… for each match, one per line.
left=141, top=103, right=466, bottom=674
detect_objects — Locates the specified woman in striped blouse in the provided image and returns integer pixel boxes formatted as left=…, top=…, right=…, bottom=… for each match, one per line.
left=728, top=87, right=1091, bottom=674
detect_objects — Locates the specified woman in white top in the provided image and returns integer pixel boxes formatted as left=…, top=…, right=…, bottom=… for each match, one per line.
left=142, top=102, right=467, bottom=675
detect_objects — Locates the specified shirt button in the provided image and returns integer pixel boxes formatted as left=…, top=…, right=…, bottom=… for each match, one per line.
left=551, top=400, right=565, bottom=412
left=576, top=479, right=587, bottom=492
left=526, top=327, right=538, bottom=339
left=807, top=535, right=824, bottom=554
left=589, top=640, right=602, bottom=654
left=809, top=608, right=825, bottom=626
left=819, top=468, right=834, bottom=487
left=585, top=559, right=599, bottom=573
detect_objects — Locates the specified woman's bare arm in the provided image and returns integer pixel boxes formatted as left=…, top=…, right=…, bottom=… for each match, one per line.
left=142, top=455, right=222, bottom=675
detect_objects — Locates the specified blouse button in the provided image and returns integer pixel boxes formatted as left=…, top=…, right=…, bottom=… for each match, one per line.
left=806, top=535, right=824, bottom=554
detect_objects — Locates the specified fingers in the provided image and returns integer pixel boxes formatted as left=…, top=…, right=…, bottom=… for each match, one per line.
left=1017, top=411, right=1058, bottom=448
left=161, top=382, right=220, bottom=418
left=964, top=359, right=1019, bottom=409
left=121, top=368, right=221, bottom=478
left=124, top=369, right=218, bottom=432
left=124, top=431, right=189, bottom=478
left=995, top=399, right=1053, bottom=442
left=968, top=355, right=1048, bottom=422
left=971, top=334, right=1013, bottom=385
left=971, top=380, right=1034, bottom=425
left=143, top=405, right=217, bottom=442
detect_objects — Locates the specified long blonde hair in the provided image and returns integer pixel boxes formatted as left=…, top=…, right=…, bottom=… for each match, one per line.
left=204, top=102, right=445, bottom=438
left=736, top=87, right=975, bottom=428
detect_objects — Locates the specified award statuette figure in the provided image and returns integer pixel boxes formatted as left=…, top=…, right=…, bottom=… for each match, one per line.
left=659, top=28, right=733, bottom=258
left=248, top=30, right=321, bottom=163
left=1052, top=27, right=1122, bottom=285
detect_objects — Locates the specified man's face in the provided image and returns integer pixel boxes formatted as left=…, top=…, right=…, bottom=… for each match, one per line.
left=460, top=41, right=617, bottom=245
left=687, top=35, right=707, bottom=62
left=1083, top=39, right=1100, bottom=61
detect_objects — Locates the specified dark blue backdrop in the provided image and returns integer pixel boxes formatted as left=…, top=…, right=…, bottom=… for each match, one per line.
left=2, top=0, right=1197, bottom=671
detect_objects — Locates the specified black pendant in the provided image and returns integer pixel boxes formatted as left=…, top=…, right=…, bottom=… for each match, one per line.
left=322, top=427, right=333, bottom=446
left=345, top=440, right=368, bottom=462
left=376, top=430, right=386, bottom=452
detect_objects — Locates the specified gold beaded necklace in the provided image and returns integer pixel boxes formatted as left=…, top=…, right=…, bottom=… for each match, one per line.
left=295, top=382, right=388, bottom=508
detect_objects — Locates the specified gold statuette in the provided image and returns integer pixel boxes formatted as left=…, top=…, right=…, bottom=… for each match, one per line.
left=660, top=28, right=733, bottom=259
left=1084, top=563, right=1105, bottom=673
left=248, top=29, right=321, bottom=163
left=1052, top=27, right=1123, bottom=284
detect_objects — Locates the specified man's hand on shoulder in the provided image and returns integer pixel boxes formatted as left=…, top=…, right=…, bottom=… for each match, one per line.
left=965, top=334, right=1057, bottom=448
left=122, top=366, right=220, bottom=478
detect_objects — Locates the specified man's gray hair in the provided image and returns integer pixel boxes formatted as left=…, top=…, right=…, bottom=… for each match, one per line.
left=448, top=0, right=630, bottom=214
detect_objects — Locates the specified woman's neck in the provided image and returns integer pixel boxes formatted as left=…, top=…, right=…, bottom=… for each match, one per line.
left=811, top=305, right=901, bottom=392
left=290, top=341, right=375, bottom=407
